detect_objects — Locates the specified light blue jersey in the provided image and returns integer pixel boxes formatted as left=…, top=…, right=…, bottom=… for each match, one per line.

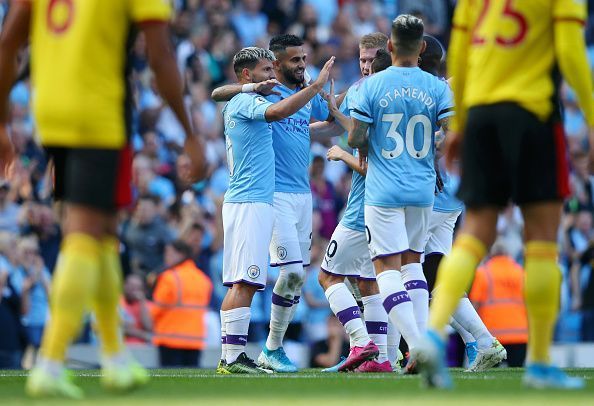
left=351, top=66, right=454, bottom=208
left=266, top=84, right=329, bottom=193
left=222, top=92, right=275, bottom=204
left=434, top=159, right=464, bottom=213
left=339, top=80, right=366, bottom=232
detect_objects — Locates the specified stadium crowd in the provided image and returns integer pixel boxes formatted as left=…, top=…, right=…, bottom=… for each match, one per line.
left=1, top=0, right=594, bottom=369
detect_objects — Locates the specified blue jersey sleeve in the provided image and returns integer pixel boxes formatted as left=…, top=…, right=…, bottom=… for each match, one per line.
left=350, top=79, right=373, bottom=124
left=311, top=93, right=330, bottom=121
left=436, top=81, right=455, bottom=123
left=237, top=93, right=274, bottom=122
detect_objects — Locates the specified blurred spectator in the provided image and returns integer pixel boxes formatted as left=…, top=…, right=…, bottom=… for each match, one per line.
left=232, top=0, right=268, bottom=46
left=10, top=236, right=50, bottom=367
left=309, top=315, right=349, bottom=368
left=20, top=203, right=61, bottom=273
left=0, top=180, right=20, bottom=233
left=121, top=274, right=153, bottom=345
left=310, top=155, right=341, bottom=240
left=469, top=240, right=528, bottom=367
left=568, top=210, right=593, bottom=265
left=180, top=198, right=223, bottom=277
left=122, top=194, right=175, bottom=276
left=348, top=0, right=378, bottom=38
left=302, top=239, right=331, bottom=344
left=0, top=231, right=26, bottom=369
left=571, top=237, right=594, bottom=341
left=568, top=150, right=594, bottom=212
left=399, top=0, right=448, bottom=39
left=133, top=155, right=176, bottom=207
left=152, top=240, right=213, bottom=367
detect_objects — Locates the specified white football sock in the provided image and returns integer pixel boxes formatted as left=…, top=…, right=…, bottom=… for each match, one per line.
left=225, top=307, right=251, bottom=363
left=220, top=310, right=227, bottom=361
left=450, top=317, right=476, bottom=344
left=325, top=283, right=370, bottom=347
left=453, top=297, right=494, bottom=349
left=266, top=264, right=303, bottom=350
left=387, top=321, right=401, bottom=364
left=401, top=263, right=429, bottom=334
left=362, top=294, right=388, bottom=362
left=377, top=270, right=420, bottom=350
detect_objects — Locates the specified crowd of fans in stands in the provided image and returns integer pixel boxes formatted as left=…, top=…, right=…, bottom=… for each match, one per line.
left=1, top=0, right=594, bottom=369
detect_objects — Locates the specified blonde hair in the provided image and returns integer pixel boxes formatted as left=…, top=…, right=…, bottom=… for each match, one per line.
left=359, top=32, right=389, bottom=50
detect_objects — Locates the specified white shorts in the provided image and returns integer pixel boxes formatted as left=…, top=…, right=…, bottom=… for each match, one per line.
left=222, top=202, right=273, bottom=290
left=365, top=205, right=432, bottom=260
left=424, top=210, right=462, bottom=257
left=321, top=223, right=376, bottom=280
left=269, top=192, right=313, bottom=267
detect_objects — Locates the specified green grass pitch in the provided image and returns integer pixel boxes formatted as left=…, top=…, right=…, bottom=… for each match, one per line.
left=1, top=368, right=593, bottom=405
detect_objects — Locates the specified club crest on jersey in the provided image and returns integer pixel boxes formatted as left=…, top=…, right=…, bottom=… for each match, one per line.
left=277, top=246, right=287, bottom=260
left=247, top=265, right=260, bottom=279
left=256, top=96, right=267, bottom=105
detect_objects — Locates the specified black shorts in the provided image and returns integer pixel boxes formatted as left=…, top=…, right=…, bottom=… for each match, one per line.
left=46, top=146, right=133, bottom=211
left=457, top=103, right=570, bottom=208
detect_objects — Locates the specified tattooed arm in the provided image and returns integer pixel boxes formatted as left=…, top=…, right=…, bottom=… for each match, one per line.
left=348, top=118, right=370, bottom=169
left=348, top=118, right=369, bottom=150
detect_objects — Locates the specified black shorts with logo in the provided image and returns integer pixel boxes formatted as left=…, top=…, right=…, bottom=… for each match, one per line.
left=456, top=102, right=570, bottom=209
left=46, top=146, right=133, bottom=211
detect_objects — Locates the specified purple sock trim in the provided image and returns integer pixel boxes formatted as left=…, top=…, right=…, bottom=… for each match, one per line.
left=383, top=291, right=411, bottom=314
left=336, top=306, right=361, bottom=326
left=293, top=295, right=301, bottom=304
left=272, top=292, right=294, bottom=307
left=226, top=335, right=248, bottom=346
left=221, top=336, right=227, bottom=344
left=404, top=280, right=429, bottom=291
left=365, top=321, right=388, bottom=335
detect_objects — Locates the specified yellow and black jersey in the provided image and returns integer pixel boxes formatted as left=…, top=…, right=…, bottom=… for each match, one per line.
left=23, top=0, right=171, bottom=148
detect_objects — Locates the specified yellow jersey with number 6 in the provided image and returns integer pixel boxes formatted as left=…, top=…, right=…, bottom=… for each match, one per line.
left=452, top=0, right=586, bottom=122
left=26, top=0, right=171, bottom=148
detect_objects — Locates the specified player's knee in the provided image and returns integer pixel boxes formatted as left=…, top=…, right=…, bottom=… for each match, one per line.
left=286, top=265, right=305, bottom=289
left=358, top=279, right=379, bottom=296
left=402, top=250, right=421, bottom=265
left=276, top=263, right=305, bottom=296
left=318, top=270, right=343, bottom=290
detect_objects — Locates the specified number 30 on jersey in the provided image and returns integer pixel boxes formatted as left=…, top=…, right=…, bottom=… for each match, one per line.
left=381, top=113, right=432, bottom=160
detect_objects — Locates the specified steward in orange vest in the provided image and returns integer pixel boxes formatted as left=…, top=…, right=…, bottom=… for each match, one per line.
left=470, top=253, right=528, bottom=367
left=152, top=240, right=213, bottom=367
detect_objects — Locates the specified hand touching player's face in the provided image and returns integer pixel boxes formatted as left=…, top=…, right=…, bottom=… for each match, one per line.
left=248, top=59, right=276, bottom=83
left=359, top=47, right=379, bottom=77
left=276, top=46, right=307, bottom=86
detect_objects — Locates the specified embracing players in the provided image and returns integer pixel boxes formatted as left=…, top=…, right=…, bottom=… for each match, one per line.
left=216, top=47, right=334, bottom=373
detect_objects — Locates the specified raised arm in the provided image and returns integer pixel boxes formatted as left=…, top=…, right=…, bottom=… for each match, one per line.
left=265, top=57, right=335, bottom=122
left=142, top=22, right=207, bottom=182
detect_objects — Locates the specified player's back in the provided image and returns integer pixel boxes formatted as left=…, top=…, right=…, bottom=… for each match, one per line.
left=458, top=0, right=580, bottom=121
left=352, top=66, right=453, bottom=208
left=222, top=93, right=275, bottom=205
left=29, top=0, right=170, bottom=149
